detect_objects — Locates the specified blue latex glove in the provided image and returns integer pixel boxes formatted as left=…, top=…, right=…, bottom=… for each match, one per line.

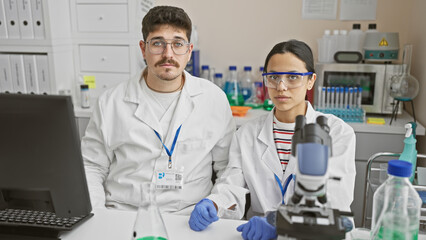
left=236, top=216, right=277, bottom=240
left=188, top=198, right=219, bottom=231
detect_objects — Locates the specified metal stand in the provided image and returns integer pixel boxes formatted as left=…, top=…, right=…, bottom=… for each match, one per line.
left=390, top=98, right=416, bottom=125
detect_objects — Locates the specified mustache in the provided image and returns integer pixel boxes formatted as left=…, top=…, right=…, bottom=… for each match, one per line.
left=154, top=58, right=180, bottom=68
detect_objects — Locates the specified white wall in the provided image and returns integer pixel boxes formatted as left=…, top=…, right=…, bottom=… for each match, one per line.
left=156, top=0, right=412, bottom=74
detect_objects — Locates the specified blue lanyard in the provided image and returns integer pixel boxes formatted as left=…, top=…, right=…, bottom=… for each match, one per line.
left=274, top=173, right=294, bottom=205
left=154, top=125, right=182, bottom=169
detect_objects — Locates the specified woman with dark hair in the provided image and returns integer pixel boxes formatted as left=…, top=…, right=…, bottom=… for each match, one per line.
left=189, top=40, right=356, bottom=239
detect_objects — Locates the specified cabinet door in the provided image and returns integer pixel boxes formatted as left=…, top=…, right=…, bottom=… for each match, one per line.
left=79, top=45, right=130, bottom=73
left=76, top=4, right=128, bottom=32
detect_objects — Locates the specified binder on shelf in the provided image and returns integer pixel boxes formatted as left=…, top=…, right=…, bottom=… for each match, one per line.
left=23, top=54, right=38, bottom=93
left=35, top=54, right=50, bottom=94
left=0, top=0, right=8, bottom=38
left=17, top=0, right=33, bottom=39
left=3, top=0, right=20, bottom=39
left=30, top=0, right=43, bottom=39
left=9, top=54, right=26, bottom=93
left=0, top=54, right=13, bottom=92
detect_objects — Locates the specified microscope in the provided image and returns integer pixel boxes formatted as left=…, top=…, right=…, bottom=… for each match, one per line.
left=276, top=115, right=352, bottom=240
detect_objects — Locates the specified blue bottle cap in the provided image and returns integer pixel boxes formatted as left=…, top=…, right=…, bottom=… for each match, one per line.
left=388, top=159, right=412, bottom=177
left=244, top=66, right=252, bottom=71
left=201, top=65, right=209, bottom=70
left=214, top=73, right=223, bottom=78
left=229, top=66, right=237, bottom=71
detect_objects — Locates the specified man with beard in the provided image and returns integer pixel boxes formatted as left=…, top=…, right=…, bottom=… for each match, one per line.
left=81, top=6, right=235, bottom=214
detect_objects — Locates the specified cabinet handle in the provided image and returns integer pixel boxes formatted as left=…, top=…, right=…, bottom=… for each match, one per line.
left=101, top=57, right=106, bottom=61
left=98, top=16, right=104, bottom=21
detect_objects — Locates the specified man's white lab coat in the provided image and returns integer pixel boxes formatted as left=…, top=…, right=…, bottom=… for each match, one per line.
left=82, top=70, right=235, bottom=214
left=208, top=102, right=356, bottom=219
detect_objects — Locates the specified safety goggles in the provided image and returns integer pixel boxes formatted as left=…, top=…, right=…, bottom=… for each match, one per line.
left=262, top=72, right=313, bottom=89
left=145, top=38, right=191, bottom=55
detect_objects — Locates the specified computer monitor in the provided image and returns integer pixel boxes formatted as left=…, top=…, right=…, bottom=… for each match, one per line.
left=0, top=94, right=92, bottom=218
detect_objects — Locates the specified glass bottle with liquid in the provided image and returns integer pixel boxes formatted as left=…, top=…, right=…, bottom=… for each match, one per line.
left=132, top=183, right=169, bottom=240
left=223, top=66, right=244, bottom=106
left=370, top=160, right=421, bottom=240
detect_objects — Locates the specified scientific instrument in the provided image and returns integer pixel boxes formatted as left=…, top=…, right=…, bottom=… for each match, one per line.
left=276, top=115, right=352, bottom=240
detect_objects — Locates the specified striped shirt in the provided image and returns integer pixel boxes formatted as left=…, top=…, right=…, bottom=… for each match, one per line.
left=273, top=116, right=295, bottom=172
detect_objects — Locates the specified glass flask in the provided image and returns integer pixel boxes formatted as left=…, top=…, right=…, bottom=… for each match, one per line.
left=132, top=183, right=169, bottom=240
left=389, top=44, right=419, bottom=101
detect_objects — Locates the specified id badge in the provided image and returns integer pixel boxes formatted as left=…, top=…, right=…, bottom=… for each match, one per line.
left=155, top=167, right=184, bottom=190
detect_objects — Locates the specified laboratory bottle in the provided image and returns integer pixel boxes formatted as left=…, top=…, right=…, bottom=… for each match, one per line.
left=338, top=29, right=348, bottom=52
left=348, top=23, right=364, bottom=54
left=200, top=65, right=209, bottom=80
left=223, top=66, right=244, bottom=106
left=370, top=160, right=421, bottom=240
left=80, top=84, right=90, bottom=108
left=317, top=29, right=332, bottom=63
left=132, top=183, right=169, bottom=240
left=208, top=67, right=216, bottom=82
left=214, top=73, right=224, bottom=89
left=399, top=122, right=417, bottom=183
left=240, top=66, right=254, bottom=101
left=255, top=66, right=265, bottom=102
left=244, top=66, right=263, bottom=108
left=330, top=30, right=340, bottom=62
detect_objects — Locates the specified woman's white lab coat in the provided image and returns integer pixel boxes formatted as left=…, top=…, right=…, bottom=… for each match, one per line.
left=208, top=102, right=356, bottom=219
left=82, top=70, right=235, bottom=214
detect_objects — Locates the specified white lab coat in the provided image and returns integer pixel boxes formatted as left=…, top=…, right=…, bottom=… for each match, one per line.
left=82, top=70, right=235, bottom=214
left=208, top=102, right=356, bottom=219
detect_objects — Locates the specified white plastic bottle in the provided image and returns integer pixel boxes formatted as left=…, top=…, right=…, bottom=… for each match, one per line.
left=338, top=29, right=348, bottom=52
left=348, top=23, right=364, bottom=53
left=318, top=29, right=332, bottom=62
left=200, top=65, right=209, bottom=80
left=370, top=160, right=421, bottom=240
left=330, top=29, right=340, bottom=62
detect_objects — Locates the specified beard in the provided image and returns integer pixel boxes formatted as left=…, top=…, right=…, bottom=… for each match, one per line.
left=154, top=58, right=181, bottom=81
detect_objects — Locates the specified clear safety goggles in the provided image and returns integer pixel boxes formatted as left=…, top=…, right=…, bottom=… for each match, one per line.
left=145, top=38, right=191, bottom=55
left=262, top=72, right=313, bottom=89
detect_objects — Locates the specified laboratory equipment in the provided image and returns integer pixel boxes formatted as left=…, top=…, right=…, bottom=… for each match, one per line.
left=263, top=98, right=274, bottom=111
left=132, top=183, right=169, bottom=240
left=389, top=44, right=419, bottom=125
left=240, top=66, right=253, bottom=101
left=214, top=73, right=224, bottom=89
left=347, top=23, right=365, bottom=55
left=80, top=84, right=90, bottom=108
left=399, top=122, right=417, bottom=183
left=255, top=66, right=265, bottom=102
left=276, top=115, right=351, bottom=240
left=315, top=62, right=405, bottom=115
left=370, top=160, right=421, bottom=240
left=364, top=32, right=399, bottom=62
left=243, top=66, right=263, bottom=108
left=223, top=66, right=244, bottom=106
left=200, top=65, right=209, bottom=80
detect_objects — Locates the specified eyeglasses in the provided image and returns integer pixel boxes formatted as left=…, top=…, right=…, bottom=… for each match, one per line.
left=145, top=38, right=191, bottom=55
left=262, top=72, right=313, bottom=89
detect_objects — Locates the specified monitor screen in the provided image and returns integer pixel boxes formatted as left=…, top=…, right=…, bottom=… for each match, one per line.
left=0, top=94, right=92, bottom=218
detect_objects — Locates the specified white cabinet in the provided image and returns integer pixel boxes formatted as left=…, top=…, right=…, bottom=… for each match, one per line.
left=70, top=0, right=146, bottom=106
left=0, top=0, right=74, bottom=96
